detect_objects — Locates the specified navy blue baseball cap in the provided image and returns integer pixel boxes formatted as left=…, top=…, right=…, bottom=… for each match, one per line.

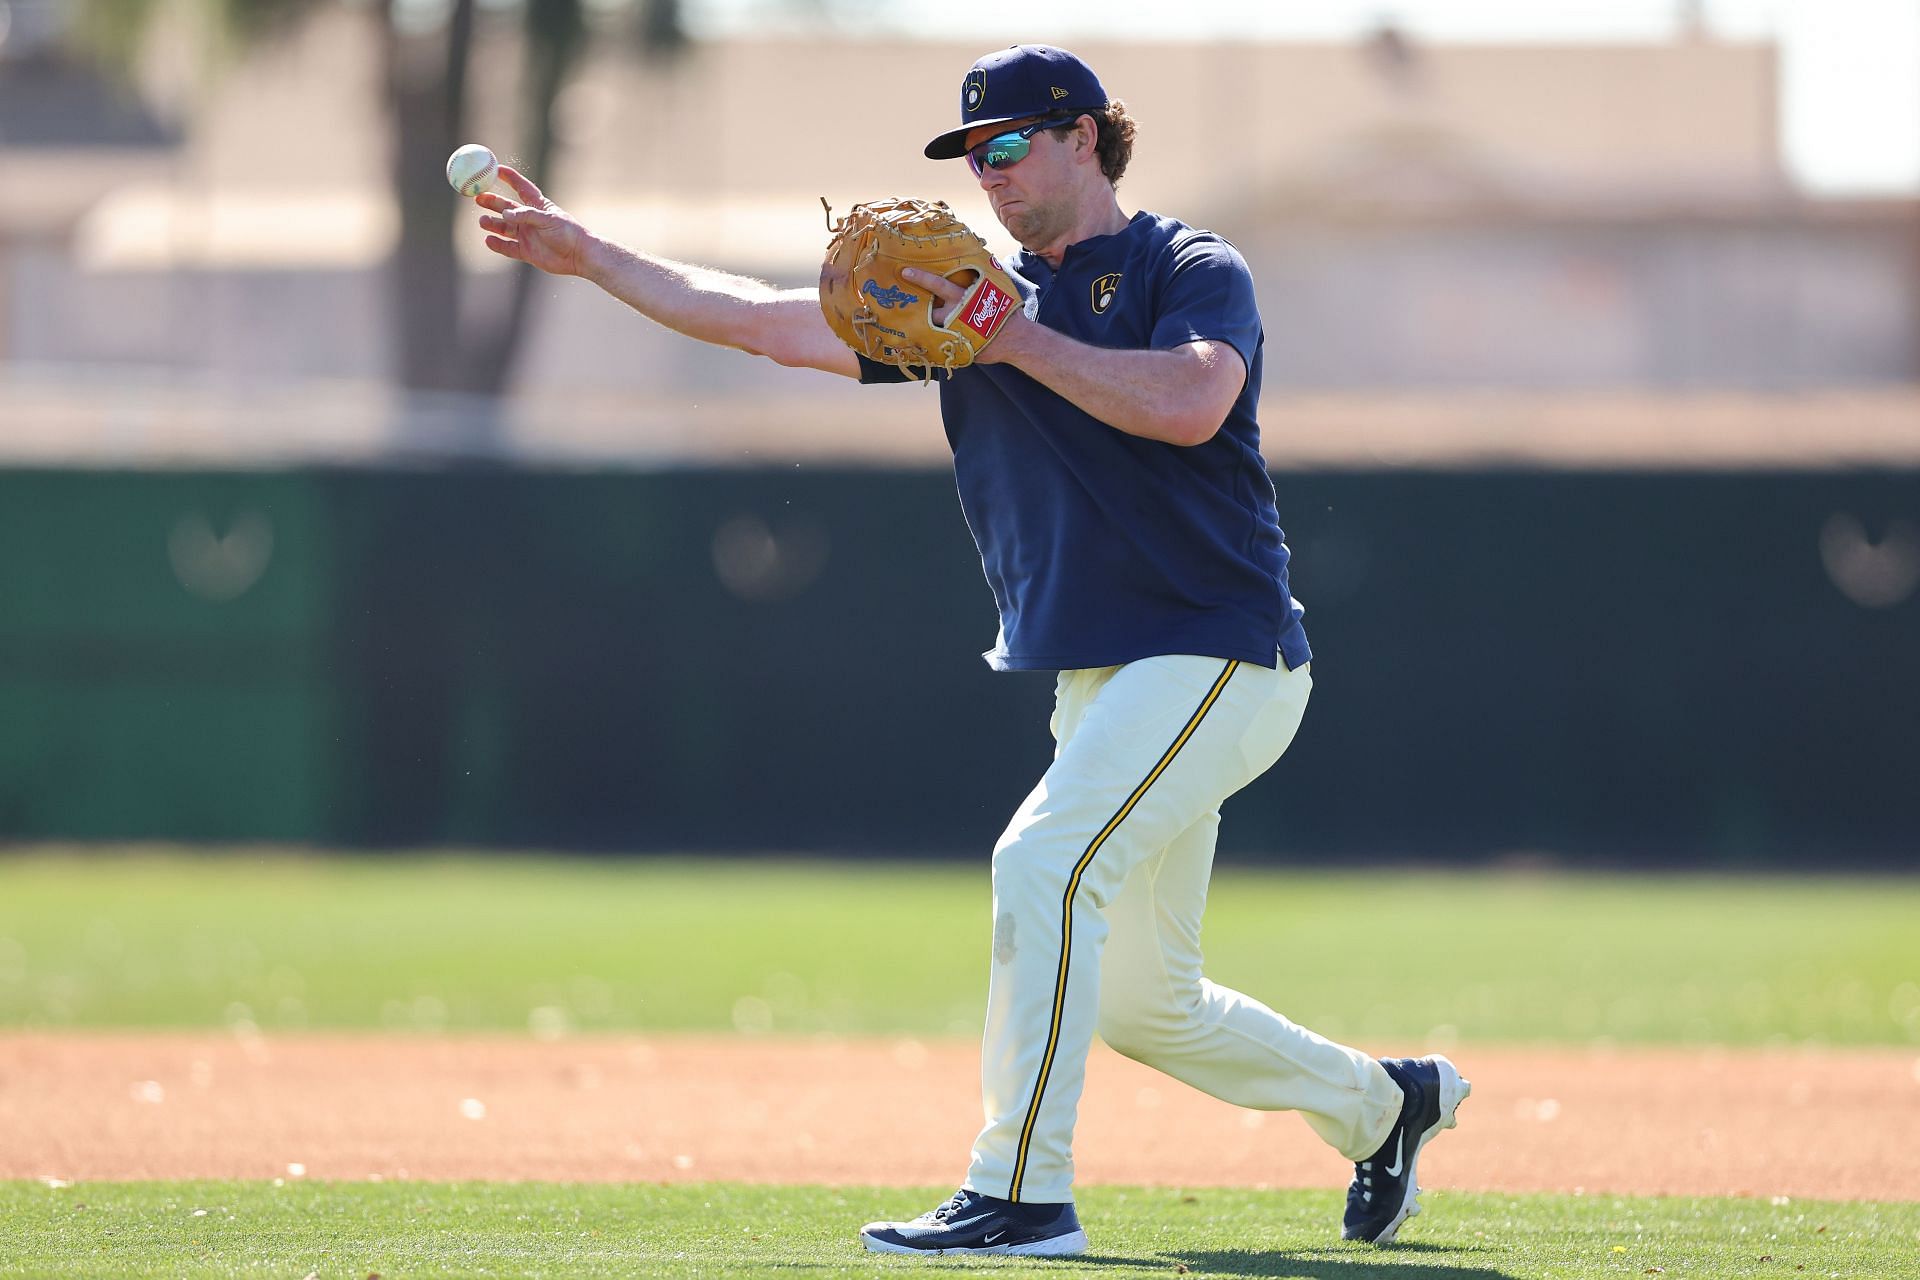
left=923, top=45, right=1109, bottom=160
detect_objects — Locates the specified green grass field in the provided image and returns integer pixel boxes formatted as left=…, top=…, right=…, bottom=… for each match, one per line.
left=2, top=850, right=1917, bottom=1045
left=3, top=850, right=1917, bottom=1279
left=4, top=1181, right=1916, bottom=1279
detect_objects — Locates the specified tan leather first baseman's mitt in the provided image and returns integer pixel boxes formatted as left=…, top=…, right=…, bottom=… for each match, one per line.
left=819, top=198, right=1022, bottom=380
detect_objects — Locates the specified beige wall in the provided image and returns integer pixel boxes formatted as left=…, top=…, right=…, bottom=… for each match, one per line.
left=92, top=15, right=1781, bottom=272
left=568, top=37, right=1780, bottom=207
left=21, top=13, right=1873, bottom=425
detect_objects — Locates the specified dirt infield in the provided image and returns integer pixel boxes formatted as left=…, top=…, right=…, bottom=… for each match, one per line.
left=4, top=1034, right=1915, bottom=1200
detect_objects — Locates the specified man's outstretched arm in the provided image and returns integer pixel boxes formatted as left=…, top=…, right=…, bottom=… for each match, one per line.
left=476, top=166, right=860, bottom=380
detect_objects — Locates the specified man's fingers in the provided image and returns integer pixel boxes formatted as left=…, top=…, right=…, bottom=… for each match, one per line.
left=484, top=235, right=524, bottom=260
left=903, top=267, right=965, bottom=302
left=481, top=207, right=547, bottom=234
left=506, top=206, right=561, bottom=232
left=496, top=164, right=543, bottom=204
left=475, top=192, right=514, bottom=214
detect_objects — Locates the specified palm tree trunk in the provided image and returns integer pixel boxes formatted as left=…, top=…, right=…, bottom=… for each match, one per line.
left=382, top=0, right=476, bottom=393
left=462, top=0, right=586, bottom=397
left=376, top=0, right=677, bottom=401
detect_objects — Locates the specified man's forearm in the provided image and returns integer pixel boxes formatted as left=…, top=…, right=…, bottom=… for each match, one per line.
left=575, top=237, right=857, bottom=377
left=989, top=321, right=1240, bottom=446
left=579, top=237, right=784, bottom=353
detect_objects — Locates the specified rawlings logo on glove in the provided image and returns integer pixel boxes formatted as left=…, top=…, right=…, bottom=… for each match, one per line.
left=957, top=279, right=1017, bottom=338
left=819, top=197, right=1021, bottom=380
left=861, top=280, right=918, bottom=309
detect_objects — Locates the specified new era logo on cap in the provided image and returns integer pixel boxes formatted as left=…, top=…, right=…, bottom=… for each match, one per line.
left=925, top=45, right=1109, bottom=160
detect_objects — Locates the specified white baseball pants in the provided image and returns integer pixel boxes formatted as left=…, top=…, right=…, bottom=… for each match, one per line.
left=962, top=654, right=1404, bottom=1204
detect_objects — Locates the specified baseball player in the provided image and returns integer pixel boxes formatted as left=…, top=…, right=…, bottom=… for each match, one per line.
left=474, top=42, right=1467, bottom=1258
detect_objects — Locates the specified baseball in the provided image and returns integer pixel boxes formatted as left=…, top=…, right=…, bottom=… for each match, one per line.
left=446, top=143, right=501, bottom=199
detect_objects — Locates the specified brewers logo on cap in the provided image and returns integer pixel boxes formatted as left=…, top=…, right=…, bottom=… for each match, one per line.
left=964, top=68, right=987, bottom=113
left=926, top=45, right=1109, bottom=160
left=1091, top=273, right=1122, bottom=315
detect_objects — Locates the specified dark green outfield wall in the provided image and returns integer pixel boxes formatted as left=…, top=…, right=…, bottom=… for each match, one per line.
left=2, top=467, right=1915, bottom=864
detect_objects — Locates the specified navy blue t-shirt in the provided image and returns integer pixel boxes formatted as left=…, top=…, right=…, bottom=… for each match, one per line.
left=859, top=210, right=1311, bottom=673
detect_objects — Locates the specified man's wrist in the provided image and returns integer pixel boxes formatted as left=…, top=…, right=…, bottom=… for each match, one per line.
left=983, top=312, right=1042, bottom=367
left=576, top=234, right=619, bottom=285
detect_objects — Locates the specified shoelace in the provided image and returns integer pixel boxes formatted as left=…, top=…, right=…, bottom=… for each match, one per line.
left=929, top=1191, right=973, bottom=1222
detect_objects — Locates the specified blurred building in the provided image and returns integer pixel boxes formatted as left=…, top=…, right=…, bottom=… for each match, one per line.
left=1, top=11, right=1918, bottom=464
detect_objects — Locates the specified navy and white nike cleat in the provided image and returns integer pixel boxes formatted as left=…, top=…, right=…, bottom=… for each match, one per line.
left=1343, top=1054, right=1472, bottom=1245
left=859, top=1188, right=1089, bottom=1256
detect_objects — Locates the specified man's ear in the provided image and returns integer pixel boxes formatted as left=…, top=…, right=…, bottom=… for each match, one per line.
left=1073, top=117, right=1098, bottom=161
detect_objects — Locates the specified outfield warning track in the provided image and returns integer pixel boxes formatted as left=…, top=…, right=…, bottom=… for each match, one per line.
left=3, top=1035, right=1914, bottom=1201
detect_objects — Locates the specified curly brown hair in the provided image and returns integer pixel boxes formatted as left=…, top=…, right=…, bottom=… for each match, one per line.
left=1044, top=102, right=1138, bottom=186
left=1091, top=98, right=1137, bottom=186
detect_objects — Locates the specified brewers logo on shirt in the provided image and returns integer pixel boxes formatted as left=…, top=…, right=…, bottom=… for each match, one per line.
left=1090, top=273, right=1122, bottom=315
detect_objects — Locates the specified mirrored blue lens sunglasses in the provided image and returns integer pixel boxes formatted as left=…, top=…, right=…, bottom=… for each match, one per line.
left=964, top=115, right=1083, bottom=177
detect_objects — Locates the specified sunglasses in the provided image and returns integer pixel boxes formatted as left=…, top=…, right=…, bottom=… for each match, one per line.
left=965, top=116, right=1080, bottom=177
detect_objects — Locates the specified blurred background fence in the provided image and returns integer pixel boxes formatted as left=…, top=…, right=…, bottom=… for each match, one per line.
left=3, top=1, right=1917, bottom=866
left=3, top=464, right=1915, bottom=863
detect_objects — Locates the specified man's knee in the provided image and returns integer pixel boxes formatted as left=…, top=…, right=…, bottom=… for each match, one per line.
left=1095, top=1009, right=1153, bottom=1061
left=1096, top=989, right=1191, bottom=1060
left=992, top=825, right=1105, bottom=905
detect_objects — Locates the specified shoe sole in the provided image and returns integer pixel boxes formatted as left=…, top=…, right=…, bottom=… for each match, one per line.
left=860, top=1228, right=1090, bottom=1257
left=1368, top=1054, right=1471, bottom=1246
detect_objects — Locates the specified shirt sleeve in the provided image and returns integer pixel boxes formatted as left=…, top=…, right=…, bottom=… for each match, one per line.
left=856, top=355, right=958, bottom=385
left=856, top=355, right=912, bottom=384
left=1149, top=233, right=1262, bottom=373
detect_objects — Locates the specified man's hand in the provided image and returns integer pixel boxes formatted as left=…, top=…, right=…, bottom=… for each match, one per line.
left=476, top=166, right=591, bottom=277
left=899, top=267, right=1028, bottom=365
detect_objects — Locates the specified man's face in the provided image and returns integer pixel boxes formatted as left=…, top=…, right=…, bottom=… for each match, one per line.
left=963, top=115, right=1087, bottom=249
